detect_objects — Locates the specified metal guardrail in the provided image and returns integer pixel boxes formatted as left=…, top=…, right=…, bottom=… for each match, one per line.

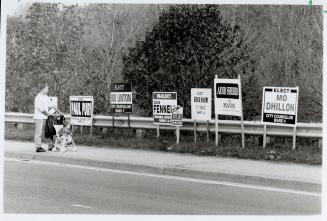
left=4, top=112, right=323, bottom=139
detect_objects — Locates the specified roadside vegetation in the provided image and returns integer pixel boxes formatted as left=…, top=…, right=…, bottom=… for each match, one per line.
left=5, top=4, right=322, bottom=165
left=6, top=4, right=322, bottom=122
left=5, top=123, right=321, bottom=165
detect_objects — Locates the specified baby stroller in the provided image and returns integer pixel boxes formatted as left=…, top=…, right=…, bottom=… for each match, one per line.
left=45, top=110, right=76, bottom=152
left=53, top=123, right=77, bottom=152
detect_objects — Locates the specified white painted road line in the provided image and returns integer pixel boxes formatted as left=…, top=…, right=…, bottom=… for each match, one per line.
left=71, top=204, right=93, bottom=209
left=5, top=157, right=321, bottom=197
left=22, top=196, right=40, bottom=200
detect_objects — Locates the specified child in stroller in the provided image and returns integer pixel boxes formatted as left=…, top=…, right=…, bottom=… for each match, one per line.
left=53, top=120, right=77, bottom=152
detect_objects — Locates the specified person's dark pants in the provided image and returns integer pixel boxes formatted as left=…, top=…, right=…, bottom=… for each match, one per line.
left=34, top=119, right=54, bottom=149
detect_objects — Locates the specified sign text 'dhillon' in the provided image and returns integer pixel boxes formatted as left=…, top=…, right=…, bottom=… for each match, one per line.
left=262, top=87, right=298, bottom=125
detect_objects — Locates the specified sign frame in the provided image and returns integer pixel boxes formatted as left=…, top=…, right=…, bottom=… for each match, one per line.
left=110, top=83, right=133, bottom=114
left=214, top=75, right=244, bottom=148
left=191, top=88, right=212, bottom=121
left=152, top=92, right=177, bottom=126
left=69, top=96, right=94, bottom=126
left=261, top=86, right=299, bottom=127
left=48, top=96, right=58, bottom=108
left=214, top=78, right=242, bottom=117
left=171, top=106, right=183, bottom=126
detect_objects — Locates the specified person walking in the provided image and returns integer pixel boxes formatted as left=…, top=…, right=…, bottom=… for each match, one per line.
left=33, top=83, right=61, bottom=152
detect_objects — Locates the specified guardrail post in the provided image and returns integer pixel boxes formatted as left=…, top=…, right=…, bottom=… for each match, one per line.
left=112, top=114, right=116, bottom=136
left=292, top=126, right=297, bottom=150
left=136, top=129, right=144, bottom=139
left=156, top=124, right=160, bottom=139
left=215, top=114, right=219, bottom=148
left=254, top=136, right=259, bottom=147
left=263, top=124, right=267, bottom=149
left=194, top=120, right=197, bottom=143
left=176, top=126, right=180, bottom=144
left=128, top=113, right=131, bottom=129
left=263, top=124, right=272, bottom=148
left=17, top=123, right=24, bottom=130
left=318, top=139, right=322, bottom=149
left=206, top=120, right=210, bottom=142
left=102, top=127, right=108, bottom=136
left=266, top=137, right=271, bottom=146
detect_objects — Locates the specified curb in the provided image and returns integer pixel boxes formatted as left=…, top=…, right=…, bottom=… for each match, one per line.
left=5, top=151, right=321, bottom=193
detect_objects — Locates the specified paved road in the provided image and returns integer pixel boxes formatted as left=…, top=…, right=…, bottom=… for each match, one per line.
left=4, top=158, right=321, bottom=214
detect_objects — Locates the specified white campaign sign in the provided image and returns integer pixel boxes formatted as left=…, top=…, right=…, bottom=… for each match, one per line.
left=214, top=78, right=242, bottom=116
left=191, top=88, right=212, bottom=121
left=171, top=106, right=183, bottom=126
left=262, top=87, right=298, bottom=125
left=70, top=96, right=94, bottom=126
left=49, top=97, right=58, bottom=108
left=110, top=92, right=132, bottom=104
left=153, top=92, right=177, bottom=125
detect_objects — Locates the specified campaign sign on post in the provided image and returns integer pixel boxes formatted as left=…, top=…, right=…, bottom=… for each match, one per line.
left=110, top=83, right=132, bottom=114
left=214, top=78, right=242, bottom=116
left=70, top=96, right=94, bottom=126
left=191, top=88, right=212, bottom=121
left=153, top=92, right=177, bottom=125
left=262, top=87, right=298, bottom=125
left=171, top=106, right=183, bottom=126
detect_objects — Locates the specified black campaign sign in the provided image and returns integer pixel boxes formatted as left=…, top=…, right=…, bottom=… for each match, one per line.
left=263, top=113, right=295, bottom=124
left=71, top=101, right=92, bottom=117
left=216, top=83, right=239, bottom=99
left=111, top=83, right=132, bottom=92
left=110, top=83, right=132, bottom=114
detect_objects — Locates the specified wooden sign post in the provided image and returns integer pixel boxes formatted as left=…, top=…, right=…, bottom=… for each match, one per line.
left=261, top=86, right=299, bottom=150
left=238, top=75, right=245, bottom=149
left=214, top=75, right=243, bottom=148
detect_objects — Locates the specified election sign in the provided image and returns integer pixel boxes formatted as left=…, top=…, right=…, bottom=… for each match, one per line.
left=70, top=96, right=94, bottom=126
left=214, top=78, right=242, bottom=116
left=171, top=106, right=183, bottom=126
left=110, top=83, right=132, bottom=114
left=153, top=92, right=177, bottom=125
left=191, top=88, right=212, bottom=121
left=262, top=87, right=299, bottom=125
left=48, top=97, right=58, bottom=115
left=49, top=96, right=58, bottom=108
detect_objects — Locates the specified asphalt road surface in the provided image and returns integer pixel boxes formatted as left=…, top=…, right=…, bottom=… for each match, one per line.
left=4, top=158, right=321, bottom=214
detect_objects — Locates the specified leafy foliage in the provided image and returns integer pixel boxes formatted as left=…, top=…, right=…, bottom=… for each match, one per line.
left=6, top=3, right=84, bottom=112
left=122, top=5, right=258, bottom=118
left=5, top=4, right=323, bottom=122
